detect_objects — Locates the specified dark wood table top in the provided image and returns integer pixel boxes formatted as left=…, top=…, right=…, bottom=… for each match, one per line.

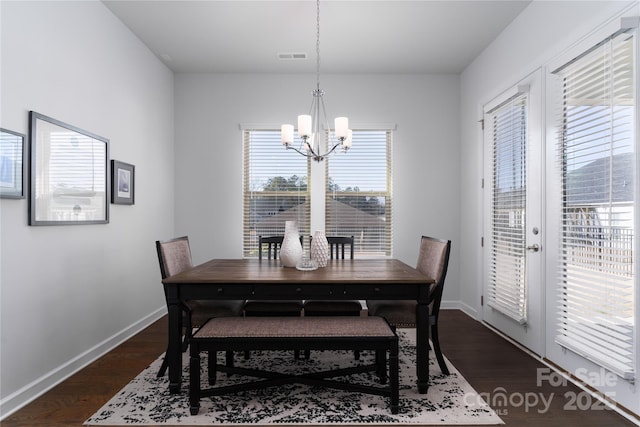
left=162, top=258, right=433, bottom=285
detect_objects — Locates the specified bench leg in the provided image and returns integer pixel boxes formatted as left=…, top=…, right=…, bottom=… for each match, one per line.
left=389, top=339, right=399, bottom=414
left=190, top=344, right=201, bottom=415
left=376, top=350, right=387, bottom=384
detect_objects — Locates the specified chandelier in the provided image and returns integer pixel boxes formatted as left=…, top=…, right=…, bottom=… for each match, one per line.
left=280, top=0, right=351, bottom=162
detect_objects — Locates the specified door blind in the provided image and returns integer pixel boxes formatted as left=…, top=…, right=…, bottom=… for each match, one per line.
left=326, top=130, right=392, bottom=257
left=554, top=30, right=636, bottom=381
left=242, top=129, right=310, bottom=257
left=486, top=92, right=529, bottom=324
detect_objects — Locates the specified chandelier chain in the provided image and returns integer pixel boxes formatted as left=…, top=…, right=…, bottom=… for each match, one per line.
left=316, top=0, right=321, bottom=90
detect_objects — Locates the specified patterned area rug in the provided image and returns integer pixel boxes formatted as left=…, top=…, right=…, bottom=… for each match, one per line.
left=85, top=330, right=503, bottom=425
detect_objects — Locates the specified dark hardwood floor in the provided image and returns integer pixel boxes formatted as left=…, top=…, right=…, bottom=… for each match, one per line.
left=2, top=310, right=638, bottom=426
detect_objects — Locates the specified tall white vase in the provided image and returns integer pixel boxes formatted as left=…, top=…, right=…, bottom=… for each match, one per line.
left=311, top=230, right=330, bottom=267
left=280, top=221, right=303, bottom=267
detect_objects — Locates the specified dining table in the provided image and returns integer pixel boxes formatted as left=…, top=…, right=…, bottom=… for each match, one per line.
left=161, top=258, right=435, bottom=394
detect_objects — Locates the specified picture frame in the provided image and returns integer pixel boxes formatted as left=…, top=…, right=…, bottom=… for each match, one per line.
left=111, top=160, right=135, bottom=205
left=0, top=128, right=26, bottom=199
left=29, top=111, right=109, bottom=225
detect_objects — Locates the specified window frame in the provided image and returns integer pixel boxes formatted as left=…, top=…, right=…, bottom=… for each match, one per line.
left=242, top=127, right=393, bottom=258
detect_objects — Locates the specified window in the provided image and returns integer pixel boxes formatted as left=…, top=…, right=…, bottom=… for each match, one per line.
left=485, top=91, right=529, bottom=324
left=326, top=130, right=392, bottom=256
left=554, top=30, right=636, bottom=381
left=243, top=128, right=392, bottom=257
left=242, top=129, right=310, bottom=257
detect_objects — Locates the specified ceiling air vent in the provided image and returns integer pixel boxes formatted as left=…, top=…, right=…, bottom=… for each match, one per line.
left=278, top=52, right=307, bottom=60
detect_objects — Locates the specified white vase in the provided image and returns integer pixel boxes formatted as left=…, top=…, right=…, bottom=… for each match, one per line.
left=280, top=221, right=303, bottom=267
left=311, top=230, right=330, bottom=267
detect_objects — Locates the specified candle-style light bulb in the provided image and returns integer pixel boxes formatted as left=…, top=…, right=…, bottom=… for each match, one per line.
left=298, top=115, right=312, bottom=138
left=335, top=117, right=349, bottom=139
left=281, top=124, right=294, bottom=145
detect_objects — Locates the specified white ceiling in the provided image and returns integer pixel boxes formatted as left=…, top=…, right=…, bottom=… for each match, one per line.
left=102, top=0, right=531, bottom=74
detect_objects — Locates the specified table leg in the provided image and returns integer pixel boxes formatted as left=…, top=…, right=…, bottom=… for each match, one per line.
left=416, top=301, right=430, bottom=393
left=168, top=301, right=183, bottom=393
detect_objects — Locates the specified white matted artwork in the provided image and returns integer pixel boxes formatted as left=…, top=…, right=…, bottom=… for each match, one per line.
left=111, top=160, right=135, bottom=205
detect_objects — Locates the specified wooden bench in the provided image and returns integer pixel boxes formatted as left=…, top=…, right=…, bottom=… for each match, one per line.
left=189, top=316, right=399, bottom=415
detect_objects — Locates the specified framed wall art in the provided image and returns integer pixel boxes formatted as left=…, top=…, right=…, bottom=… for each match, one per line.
left=111, top=160, right=135, bottom=205
left=0, top=128, right=26, bottom=198
left=29, top=111, right=109, bottom=225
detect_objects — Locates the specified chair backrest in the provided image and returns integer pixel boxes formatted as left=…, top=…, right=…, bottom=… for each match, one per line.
left=416, top=235, right=452, bottom=318
left=258, top=235, right=284, bottom=260
left=326, top=236, right=354, bottom=259
left=156, top=236, right=193, bottom=279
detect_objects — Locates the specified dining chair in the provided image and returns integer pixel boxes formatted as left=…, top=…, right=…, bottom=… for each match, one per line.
left=303, top=236, right=362, bottom=359
left=366, top=235, right=452, bottom=375
left=243, top=235, right=304, bottom=359
left=156, top=236, right=245, bottom=377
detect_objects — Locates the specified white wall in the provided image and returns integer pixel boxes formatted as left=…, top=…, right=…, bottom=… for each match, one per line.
left=0, top=0, right=175, bottom=417
left=460, top=0, right=639, bottom=417
left=174, top=73, right=461, bottom=302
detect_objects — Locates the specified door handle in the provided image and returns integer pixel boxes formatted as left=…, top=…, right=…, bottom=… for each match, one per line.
left=526, top=244, right=540, bottom=252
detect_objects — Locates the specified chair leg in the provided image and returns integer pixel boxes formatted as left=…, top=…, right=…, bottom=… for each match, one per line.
left=225, top=350, right=235, bottom=377
left=431, top=323, right=449, bottom=375
left=189, top=345, right=201, bottom=415
left=157, top=351, right=169, bottom=377
left=182, top=322, right=192, bottom=353
left=208, top=351, right=217, bottom=385
left=158, top=326, right=191, bottom=377
left=376, top=350, right=388, bottom=384
left=389, top=341, right=399, bottom=414
left=225, top=350, right=234, bottom=368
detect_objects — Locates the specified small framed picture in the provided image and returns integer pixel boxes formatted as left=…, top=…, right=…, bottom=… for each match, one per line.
left=0, top=128, right=26, bottom=199
left=111, top=160, right=135, bottom=205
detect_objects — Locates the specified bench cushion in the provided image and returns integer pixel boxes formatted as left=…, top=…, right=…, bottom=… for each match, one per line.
left=194, top=316, right=395, bottom=339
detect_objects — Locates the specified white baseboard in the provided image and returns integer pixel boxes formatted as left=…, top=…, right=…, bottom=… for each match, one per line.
left=440, top=299, right=478, bottom=320
left=0, top=307, right=166, bottom=421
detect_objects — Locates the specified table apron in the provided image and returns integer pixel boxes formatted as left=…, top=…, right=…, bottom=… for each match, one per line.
left=169, top=283, right=426, bottom=301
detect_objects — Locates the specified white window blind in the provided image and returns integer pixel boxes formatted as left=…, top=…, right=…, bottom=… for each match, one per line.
left=326, top=130, right=392, bottom=257
left=486, top=92, right=529, bottom=324
left=243, top=129, right=310, bottom=257
left=554, top=30, right=636, bottom=381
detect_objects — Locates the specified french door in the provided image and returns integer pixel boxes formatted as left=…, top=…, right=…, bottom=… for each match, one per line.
left=482, top=70, right=544, bottom=355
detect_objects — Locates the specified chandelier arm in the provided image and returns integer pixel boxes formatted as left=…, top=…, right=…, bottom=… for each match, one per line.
left=324, top=140, right=345, bottom=157
left=286, top=144, right=315, bottom=159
